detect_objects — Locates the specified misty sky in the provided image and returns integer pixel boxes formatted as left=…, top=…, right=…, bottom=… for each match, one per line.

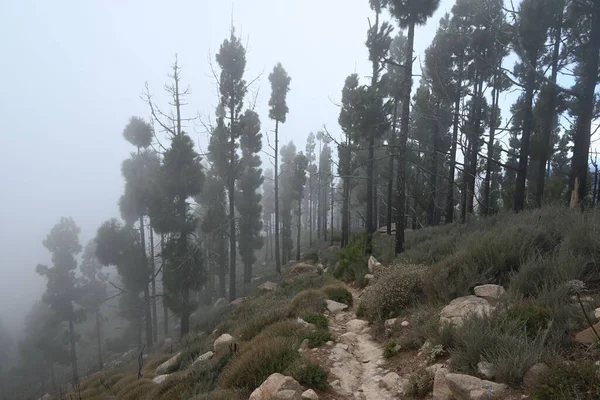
left=0, top=0, right=518, bottom=332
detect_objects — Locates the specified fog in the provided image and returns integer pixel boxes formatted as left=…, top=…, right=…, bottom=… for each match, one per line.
left=0, top=0, right=456, bottom=334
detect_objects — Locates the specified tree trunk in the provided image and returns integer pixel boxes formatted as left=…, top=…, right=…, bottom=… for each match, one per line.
left=387, top=99, right=398, bottom=234
left=395, top=20, right=414, bottom=255
left=149, top=226, right=157, bottom=342
left=161, top=233, right=168, bottom=336
left=331, top=182, right=334, bottom=246
left=467, top=80, right=482, bottom=215
left=317, top=141, right=322, bottom=240
left=139, top=215, right=153, bottom=349
left=95, top=309, right=102, bottom=370
left=229, top=109, right=237, bottom=300
left=514, top=54, right=538, bottom=212
left=180, top=286, right=189, bottom=337
left=427, top=110, right=439, bottom=226
left=483, top=81, right=500, bottom=215
left=68, top=316, right=79, bottom=384
left=446, top=54, right=463, bottom=224
left=309, top=173, right=313, bottom=246
left=296, top=200, right=302, bottom=261
left=274, top=120, right=282, bottom=273
left=535, top=13, right=562, bottom=207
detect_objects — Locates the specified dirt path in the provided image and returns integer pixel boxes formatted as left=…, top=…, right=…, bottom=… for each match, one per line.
left=324, top=287, right=405, bottom=399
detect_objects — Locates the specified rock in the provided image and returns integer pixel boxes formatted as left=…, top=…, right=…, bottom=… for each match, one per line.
left=379, top=372, right=402, bottom=391
left=229, top=297, right=246, bottom=307
left=299, top=339, right=310, bottom=351
left=214, top=333, right=236, bottom=356
left=595, top=308, right=600, bottom=319
left=336, top=343, right=349, bottom=350
left=364, top=274, right=374, bottom=282
left=426, top=363, right=445, bottom=374
left=340, top=331, right=358, bottom=344
left=433, top=367, right=453, bottom=400
left=574, top=321, right=600, bottom=344
left=440, top=296, right=493, bottom=328
left=368, top=256, right=382, bottom=274
left=193, top=351, right=214, bottom=365
left=445, top=373, right=508, bottom=400
left=401, top=320, right=410, bottom=327
left=152, top=374, right=169, bottom=384
left=296, top=317, right=316, bottom=330
left=346, top=319, right=369, bottom=333
left=214, top=297, right=227, bottom=307
left=258, top=281, right=278, bottom=291
left=384, top=318, right=398, bottom=329
left=473, top=284, right=506, bottom=302
left=155, top=352, right=180, bottom=375
left=301, top=389, right=319, bottom=399
left=39, top=394, right=54, bottom=400
left=249, top=373, right=302, bottom=400
left=211, top=329, right=220, bottom=338
left=418, top=340, right=432, bottom=357
left=523, top=363, right=550, bottom=388
left=326, top=341, right=334, bottom=345
left=121, top=348, right=138, bottom=360
left=326, top=299, right=349, bottom=313
left=477, top=361, right=495, bottom=379
left=289, top=263, right=320, bottom=276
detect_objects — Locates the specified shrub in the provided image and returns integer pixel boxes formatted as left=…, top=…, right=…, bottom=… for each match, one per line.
left=302, top=249, right=319, bottom=263
left=289, top=289, right=326, bottom=317
left=504, top=306, right=551, bottom=339
left=360, top=265, right=424, bottom=320
left=187, top=354, right=233, bottom=395
left=532, top=360, right=600, bottom=400
left=174, top=331, right=212, bottom=371
left=120, top=379, right=154, bottom=400
left=383, top=341, right=400, bottom=358
left=404, top=367, right=434, bottom=398
left=322, top=284, right=353, bottom=306
left=235, top=306, right=289, bottom=341
left=253, top=319, right=310, bottom=343
left=319, top=245, right=340, bottom=266
left=285, top=358, right=329, bottom=390
left=303, top=313, right=328, bottom=330
left=304, top=330, right=333, bottom=348
left=334, top=235, right=368, bottom=284
left=219, top=337, right=300, bottom=392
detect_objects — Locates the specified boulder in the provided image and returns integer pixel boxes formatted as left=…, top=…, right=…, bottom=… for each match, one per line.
left=258, top=281, right=278, bottom=291
left=346, top=319, right=369, bottom=333
left=326, top=299, right=349, bottom=313
left=574, top=321, right=600, bottom=344
left=378, top=371, right=402, bottom=391
left=433, top=367, right=453, bottom=400
left=368, top=256, right=382, bottom=274
left=301, top=389, right=319, bottom=399
left=473, top=285, right=505, bottom=302
left=595, top=308, right=600, bottom=319
left=214, top=333, right=236, bottom=356
left=152, top=374, right=169, bottom=384
left=445, top=373, right=508, bottom=400
left=229, top=297, right=247, bottom=307
left=249, top=373, right=303, bottom=400
left=384, top=318, right=398, bottom=329
left=289, top=263, right=320, bottom=276
left=440, top=296, right=493, bottom=328
left=523, top=363, right=550, bottom=389
left=214, top=297, right=227, bottom=307
left=193, top=351, right=214, bottom=365
left=364, top=273, right=374, bottom=282
left=477, top=361, right=495, bottom=379
left=155, top=352, right=180, bottom=375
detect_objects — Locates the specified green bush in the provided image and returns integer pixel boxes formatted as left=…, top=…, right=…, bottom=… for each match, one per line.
left=285, top=358, right=329, bottom=390
left=302, top=249, right=319, bottom=263
left=304, top=330, right=333, bottom=348
left=322, top=284, right=353, bottom=306
left=219, top=337, right=300, bottom=392
left=187, top=354, right=233, bottom=395
left=303, top=313, right=328, bottom=330
left=504, top=306, right=551, bottom=339
left=252, top=319, right=310, bottom=343
left=383, top=341, right=400, bottom=358
left=174, top=331, right=212, bottom=371
left=360, top=264, right=424, bottom=320
left=289, top=289, right=326, bottom=317
left=532, top=360, right=600, bottom=400
left=404, top=367, right=434, bottom=398
left=235, top=306, right=289, bottom=341
left=334, top=235, right=368, bottom=284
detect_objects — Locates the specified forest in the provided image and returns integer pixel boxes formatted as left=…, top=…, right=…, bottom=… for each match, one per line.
left=0, top=0, right=598, bottom=398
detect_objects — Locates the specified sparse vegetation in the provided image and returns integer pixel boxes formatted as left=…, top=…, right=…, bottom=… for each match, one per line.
left=404, top=367, right=434, bottom=398
left=303, top=312, right=328, bottom=330
left=532, top=359, right=600, bottom=400
left=322, top=284, right=353, bottom=305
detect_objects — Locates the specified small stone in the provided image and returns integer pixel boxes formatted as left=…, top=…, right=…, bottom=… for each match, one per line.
left=258, top=281, right=278, bottom=291
left=249, top=373, right=302, bottom=400
left=326, top=341, right=334, bottom=346
left=473, top=284, right=506, bottom=301
left=346, top=319, right=369, bottom=333
left=379, top=372, right=401, bottom=391
left=401, top=320, right=410, bottom=327
left=193, top=351, right=214, bottom=365
left=368, top=256, right=382, bottom=274
left=523, top=363, right=550, bottom=389
left=152, top=374, right=169, bottom=384
left=364, top=274, right=374, bottom=282
left=336, top=343, right=349, bottom=350
left=155, top=352, right=180, bottom=375
left=384, top=318, right=398, bottom=329
left=440, top=296, right=493, bottom=328
left=595, top=308, right=600, bottom=319
left=300, top=339, right=310, bottom=351
left=445, top=373, right=508, bottom=400
left=477, top=361, right=495, bottom=379
left=301, top=389, right=319, bottom=400
left=433, top=367, right=453, bottom=400
left=297, top=317, right=310, bottom=328
left=326, top=299, right=349, bottom=313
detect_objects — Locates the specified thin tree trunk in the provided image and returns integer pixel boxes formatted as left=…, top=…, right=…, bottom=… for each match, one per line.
left=446, top=54, right=463, bottom=224
left=296, top=200, right=302, bottom=261
left=309, top=174, right=313, bottom=245
left=395, top=21, right=414, bottom=255
left=180, top=286, right=189, bottom=337
left=50, top=363, right=56, bottom=391
left=161, top=233, right=168, bottom=336
left=427, top=114, right=439, bottom=226
left=138, top=214, right=153, bottom=349
left=95, top=309, right=102, bottom=370
left=387, top=99, right=398, bottom=234
left=274, top=120, right=282, bottom=273
left=229, top=107, right=237, bottom=299
left=149, top=226, right=157, bottom=342
left=514, top=54, right=538, bottom=212
left=483, top=82, right=499, bottom=215
left=467, top=80, right=482, bottom=215
left=68, top=316, right=79, bottom=384
left=331, top=182, right=334, bottom=246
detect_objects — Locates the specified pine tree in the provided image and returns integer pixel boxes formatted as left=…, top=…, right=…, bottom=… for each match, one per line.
left=262, top=169, right=275, bottom=262
left=268, top=63, right=292, bottom=273
left=35, top=217, right=83, bottom=383
left=237, top=110, right=264, bottom=283
left=305, top=132, right=317, bottom=246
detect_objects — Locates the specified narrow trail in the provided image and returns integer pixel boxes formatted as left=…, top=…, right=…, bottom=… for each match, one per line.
left=324, top=286, right=403, bottom=400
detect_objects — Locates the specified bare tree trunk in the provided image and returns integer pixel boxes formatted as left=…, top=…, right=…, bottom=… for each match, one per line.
left=446, top=54, right=463, bottom=224
left=138, top=213, right=153, bottom=349
left=149, top=226, right=157, bottom=342
left=331, top=182, right=334, bottom=246
left=275, top=120, right=282, bottom=273
left=95, top=309, right=102, bottom=370
left=68, top=316, right=79, bottom=384
left=387, top=99, right=398, bottom=234
left=296, top=200, right=302, bottom=261
left=161, top=233, right=168, bottom=336
left=427, top=112, right=439, bottom=226
left=228, top=106, right=237, bottom=299
left=395, top=21, right=414, bottom=255
left=483, top=82, right=499, bottom=215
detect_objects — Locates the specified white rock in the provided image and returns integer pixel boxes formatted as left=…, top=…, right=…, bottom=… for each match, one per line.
left=384, top=318, right=398, bottom=329
left=193, top=351, right=214, bottom=365
left=155, top=352, right=180, bottom=375
left=276, top=390, right=301, bottom=400
left=299, top=339, right=310, bottom=351
left=214, top=297, right=227, bottom=307
left=326, top=299, right=349, bottom=313
left=445, top=373, right=508, bottom=400
left=289, top=263, right=320, bottom=276
left=258, top=281, right=278, bottom=291
left=378, top=372, right=402, bottom=391
left=595, top=308, right=600, bottom=319
left=473, top=284, right=506, bottom=301
left=433, top=367, right=453, bottom=400
left=440, top=296, right=493, bottom=328
left=401, top=320, right=410, bottom=327
left=297, top=317, right=311, bottom=328
left=301, top=389, right=319, bottom=400
left=368, top=256, right=382, bottom=274
left=336, top=343, right=349, bottom=350
left=326, top=341, right=334, bottom=345
left=213, top=333, right=235, bottom=356
left=346, top=319, right=369, bottom=333
left=364, top=274, right=374, bottom=282
left=152, top=374, right=169, bottom=384
left=477, top=361, right=495, bottom=379
left=249, top=373, right=302, bottom=400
